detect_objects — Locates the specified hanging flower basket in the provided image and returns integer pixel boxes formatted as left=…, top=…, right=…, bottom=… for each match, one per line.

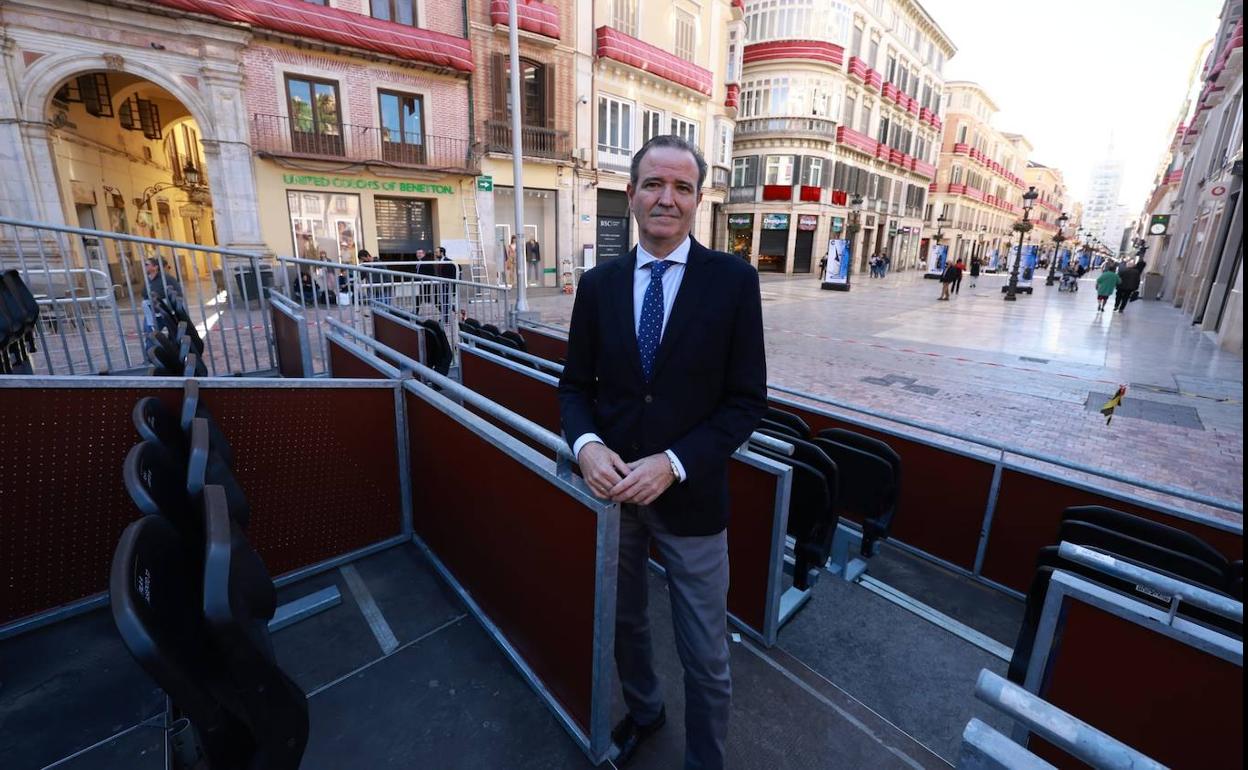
left=1012, top=221, right=1034, bottom=234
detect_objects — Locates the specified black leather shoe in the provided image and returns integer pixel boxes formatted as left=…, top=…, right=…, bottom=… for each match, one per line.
left=610, top=707, right=666, bottom=766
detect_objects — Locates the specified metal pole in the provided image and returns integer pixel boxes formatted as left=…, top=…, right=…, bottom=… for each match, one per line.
left=508, top=0, right=529, bottom=317
left=1004, top=211, right=1027, bottom=301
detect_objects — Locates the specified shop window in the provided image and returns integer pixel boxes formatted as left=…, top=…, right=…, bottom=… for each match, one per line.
left=379, top=90, right=425, bottom=165
left=371, top=0, right=418, bottom=26
left=287, top=191, right=362, bottom=263
left=286, top=76, right=344, bottom=156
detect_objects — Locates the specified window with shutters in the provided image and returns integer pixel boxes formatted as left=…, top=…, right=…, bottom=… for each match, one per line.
left=867, top=38, right=879, bottom=69
left=801, top=157, right=824, bottom=187
left=843, top=94, right=856, bottom=126
left=731, top=156, right=757, bottom=187
left=956, top=123, right=968, bottom=143
left=726, top=26, right=743, bottom=83
left=851, top=25, right=863, bottom=58
left=715, top=120, right=733, bottom=167
left=371, top=0, right=418, bottom=26
left=597, top=94, right=634, bottom=165
left=286, top=75, right=344, bottom=156
left=379, top=90, right=425, bottom=164
left=877, top=116, right=890, bottom=146
left=765, top=155, right=794, bottom=185
left=858, top=101, right=872, bottom=134
left=642, top=109, right=664, bottom=144
left=675, top=11, right=696, bottom=61
left=951, top=165, right=963, bottom=184
left=612, top=0, right=639, bottom=36
left=670, top=116, right=698, bottom=145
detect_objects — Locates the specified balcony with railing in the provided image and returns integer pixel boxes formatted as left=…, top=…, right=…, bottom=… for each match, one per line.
left=744, top=40, right=844, bottom=68
left=913, top=158, right=936, bottom=179
left=712, top=166, right=731, bottom=190
left=737, top=116, right=838, bottom=141
left=250, top=113, right=478, bottom=172
left=483, top=120, right=570, bottom=160
left=596, top=26, right=713, bottom=96
left=1164, top=168, right=1184, bottom=185
left=865, top=70, right=883, bottom=92
left=952, top=142, right=970, bottom=155
left=489, top=0, right=560, bottom=39
left=847, top=56, right=869, bottom=81
left=726, top=83, right=740, bottom=110
left=836, top=125, right=878, bottom=155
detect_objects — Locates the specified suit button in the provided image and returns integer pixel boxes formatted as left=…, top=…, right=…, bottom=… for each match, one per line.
left=631, top=442, right=640, bottom=452
left=644, top=394, right=653, bottom=404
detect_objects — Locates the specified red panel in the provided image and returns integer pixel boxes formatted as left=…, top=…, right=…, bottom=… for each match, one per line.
left=489, top=0, right=560, bottom=39
left=830, top=190, right=848, bottom=206
left=981, top=469, right=1242, bottom=593
left=915, top=158, right=937, bottom=179
left=725, top=83, right=740, bottom=109
left=521, top=328, right=568, bottom=362
left=271, top=304, right=308, bottom=378
left=847, top=56, right=869, bottom=81
left=727, top=461, right=783, bottom=634
left=372, top=313, right=426, bottom=367
left=147, top=0, right=474, bottom=72
left=1031, top=600, right=1242, bottom=769
left=836, top=125, right=878, bottom=154
left=406, top=391, right=599, bottom=731
left=328, top=338, right=391, bottom=379
left=865, top=70, right=883, bottom=91
left=596, top=26, right=713, bottom=95
left=799, top=185, right=821, bottom=202
left=743, top=40, right=844, bottom=67
left=770, top=400, right=993, bottom=569
left=460, top=352, right=562, bottom=435
left=762, top=185, right=793, bottom=202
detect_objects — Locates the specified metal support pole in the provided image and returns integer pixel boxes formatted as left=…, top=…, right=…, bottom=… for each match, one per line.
left=1005, top=215, right=1027, bottom=301
left=508, top=0, right=529, bottom=316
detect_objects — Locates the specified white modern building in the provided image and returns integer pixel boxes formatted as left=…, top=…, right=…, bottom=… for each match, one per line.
left=1081, top=154, right=1129, bottom=255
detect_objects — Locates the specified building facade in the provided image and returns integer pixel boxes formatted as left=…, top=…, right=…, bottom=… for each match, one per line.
left=1148, top=5, right=1242, bottom=353
left=0, top=0, right=477, bottom=277
left=1023, top=161, right=1071, bottom=262
left=923, top=82, right=1029, bottom=269
left=723, top=0, right=954, bottom=276
left=468, top=0, right=576, bottom=288
left=1081, top=153, right=1129, bottom=257
left=578, top=0, right=739, bottom=271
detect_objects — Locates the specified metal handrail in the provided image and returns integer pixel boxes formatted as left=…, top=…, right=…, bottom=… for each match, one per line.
left=325, top=318, right=572, bottom=461
left=973, top=670, right=1166, bottom=770
left=0, top=215, right=264, bottom=258
left=1058, top=541, right=1244, bottom=622
left=461, top=329, right=564, bottom=373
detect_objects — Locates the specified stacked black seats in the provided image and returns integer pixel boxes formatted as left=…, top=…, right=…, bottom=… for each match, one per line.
left=112, top=384, right=307, bottom=768
left=418, top=319, right=452, bottom=375
left=501, top=330, right=528, bottom=352
left=0, top=269, right=40, bottom=374
left=753, top=429, right=838, bottom=589
left=1008, top=505, right=1241, bottom=685
left=814, top=429, right=900, bottom=557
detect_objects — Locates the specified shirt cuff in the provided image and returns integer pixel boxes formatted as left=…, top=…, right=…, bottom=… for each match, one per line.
left=572, top=433, right=604, bottom=461
left=665, top=449, right=687, bottom=483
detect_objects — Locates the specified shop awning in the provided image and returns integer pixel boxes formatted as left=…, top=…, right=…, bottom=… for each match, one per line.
left=143, top=0, right=474, bottom=73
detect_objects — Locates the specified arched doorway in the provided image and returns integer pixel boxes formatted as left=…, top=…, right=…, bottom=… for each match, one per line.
left=46, top=70, right=216, bottom=287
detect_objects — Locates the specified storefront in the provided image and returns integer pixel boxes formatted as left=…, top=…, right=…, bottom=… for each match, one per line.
left=794, top=214, right=818, bottom=274
left=495, top=186, right=559, bottom=288
left=727, top=213, right=753, bottom=260
left=758, top=213, right=790, bottom=273
left=255, top=163, right=466, bottom=267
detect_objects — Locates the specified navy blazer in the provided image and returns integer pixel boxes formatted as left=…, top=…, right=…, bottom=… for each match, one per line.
left=558, top=238, right=767, bottom=536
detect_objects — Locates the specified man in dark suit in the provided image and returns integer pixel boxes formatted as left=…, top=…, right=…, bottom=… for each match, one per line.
left=558, top=135, right=767, bottom=769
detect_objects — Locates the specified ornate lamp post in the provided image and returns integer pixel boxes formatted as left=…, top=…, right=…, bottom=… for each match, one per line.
left=1004, top=186, right=1039, bottom=301
left=845, top=193, right=864, bottom=290
left=134, top=160, right=206, bottom=209
left=1044, top=212, right=1071, bottom=286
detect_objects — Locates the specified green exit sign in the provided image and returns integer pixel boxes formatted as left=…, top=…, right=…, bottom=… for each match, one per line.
left=476, top=176, right=494, bottom=192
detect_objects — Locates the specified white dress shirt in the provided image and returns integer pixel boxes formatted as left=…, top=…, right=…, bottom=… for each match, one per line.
left=572, top=238, right=691, bottom=482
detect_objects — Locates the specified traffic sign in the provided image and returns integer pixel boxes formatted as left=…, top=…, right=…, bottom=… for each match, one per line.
left=476, top=176, right=494, bottom=192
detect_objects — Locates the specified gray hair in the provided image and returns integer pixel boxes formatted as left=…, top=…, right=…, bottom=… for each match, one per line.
left=630, top=134, right=708, bottom=190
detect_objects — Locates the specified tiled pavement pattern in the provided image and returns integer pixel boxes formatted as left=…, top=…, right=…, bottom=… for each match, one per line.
left=525, top=269, right=1243, bottom=525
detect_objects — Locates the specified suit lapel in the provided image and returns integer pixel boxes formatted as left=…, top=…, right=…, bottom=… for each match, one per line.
left=650, top=239, right=708, bottom=380
left=606, top=248, right=645, bottom=382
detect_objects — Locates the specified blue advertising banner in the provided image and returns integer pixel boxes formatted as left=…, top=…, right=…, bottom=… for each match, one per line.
left=987, top=249, right=1001, bottom=272
left=927, top=244, right=948, bottom=275
left=823, top=239, right=850, bottom=285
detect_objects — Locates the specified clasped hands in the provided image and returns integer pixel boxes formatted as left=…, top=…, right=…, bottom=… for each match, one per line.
left=577, top=442, right=675, bottom=505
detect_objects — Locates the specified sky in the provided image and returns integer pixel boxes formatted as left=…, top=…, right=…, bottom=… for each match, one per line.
left=919, top=0, right=1224, bottom=216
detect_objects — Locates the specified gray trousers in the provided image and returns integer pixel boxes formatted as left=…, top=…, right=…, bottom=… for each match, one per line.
left=616, top=504, right=731, bottom=770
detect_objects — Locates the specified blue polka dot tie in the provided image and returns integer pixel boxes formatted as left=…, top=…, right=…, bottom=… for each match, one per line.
left=638, top=260, right=671, bottom=383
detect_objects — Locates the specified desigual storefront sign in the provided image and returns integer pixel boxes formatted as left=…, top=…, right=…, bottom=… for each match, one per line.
left=281, top=174, right=454, bottom=195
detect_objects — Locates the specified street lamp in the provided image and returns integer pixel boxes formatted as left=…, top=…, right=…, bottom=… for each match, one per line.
left=1004, top=186, right=1039, bottom=301
left=134, top=160, right=206, bottom=210
left=1044, top=212, right=1071, bottom=286
left=845, top=194, right=864, bottom=290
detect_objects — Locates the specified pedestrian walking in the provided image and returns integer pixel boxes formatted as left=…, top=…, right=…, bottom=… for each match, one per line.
left=880, top=252, right=890, bottom=277
left=1114, top=263, right=1140, bottom=314
left=952, top=259, right=965, bottom=295
left=938, top=261, right=957, bottom=300
left=1095, top=265, right=1120, bottom=312
left=969, top=255, right=981, bottom=288
left=559, top=134, right=766, bottom=770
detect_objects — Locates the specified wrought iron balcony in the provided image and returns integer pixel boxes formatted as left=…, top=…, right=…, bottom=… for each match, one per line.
left=250, top=113, right=478, bottom=173
left=484, top=120, right=571, bottom=161
left=736, top=116, right=839, bottom=141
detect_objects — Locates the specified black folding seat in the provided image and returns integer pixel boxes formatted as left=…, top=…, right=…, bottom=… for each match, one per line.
left=133, top=396, right=187, bottom=456
left=501, top=329, right=528, bottom=352
left=750, top=445, right=833, bottom=590
left=182, top=352, right=207, bottom=378
left=201, top=485, right=309, bottom=769
left=462, top=317, right=481, bottom=329
left=418, top=318, right=452, bottom=375
left=175, top=319, right=205, bottom=357
left=1057, top=519, right=1228, bottom=592
left=1009, top=546, right=1242, bottom=685
left=124, top=440, right=202, bottom=548
left=1061, top=505, right=1229, bottom=575
left=481, top=323, right=503, bottom=337
left=109, top=515, right=257, bottom=768
left=181, top=381, right=235, bottom=469
left=765, top=407, right=811, bottom=439
left=187, top=418, right=251, bottom=528
left=818, top=428, right=901, bottom=490
left=758, top=418, right=804, bottom=441
left=147, top=330, right=183, bottom=375
left=811, top=436, right=896, bottom=556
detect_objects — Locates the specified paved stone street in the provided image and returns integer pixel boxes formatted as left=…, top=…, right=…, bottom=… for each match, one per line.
left=525, top=267, right=1243, bottom=525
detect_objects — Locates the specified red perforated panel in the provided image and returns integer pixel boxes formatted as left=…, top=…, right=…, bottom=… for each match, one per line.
left=461, top=352, right=561, bottom=434
left=406, top=391, right=599, bottom=732
left=373, top=314, right=425, bottom=367
left=1031, top=599, right=1242, bottom=769
left=520, top=329, right=568, bottom=364
left=727, top=461, right=783, bottom=635
left=272, top=305, right=307, bottom=378
left=328, top=339, right=390, bottom=379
